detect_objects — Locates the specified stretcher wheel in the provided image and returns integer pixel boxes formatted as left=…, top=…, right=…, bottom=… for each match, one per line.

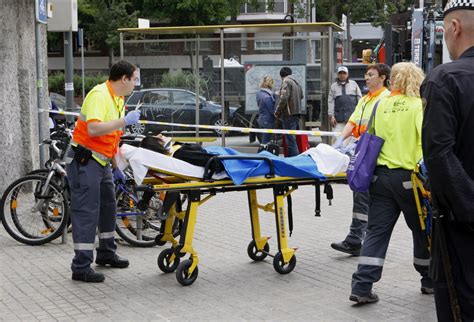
left=247, top=240, right=270, bottom=261
left=273, top=252, right=296, bottom=274
left=157, top=248, right=180, bottom=273
left=154, top=233, right=166, bottom=246
left=176, top=259, right=199, bottom=286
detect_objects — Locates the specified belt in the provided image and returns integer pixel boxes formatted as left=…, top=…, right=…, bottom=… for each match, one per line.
left=71, top=141, right=112, bottom=163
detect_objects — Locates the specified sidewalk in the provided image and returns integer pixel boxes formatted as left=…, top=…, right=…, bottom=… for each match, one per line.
left=0, top=182, right=436, bottom=321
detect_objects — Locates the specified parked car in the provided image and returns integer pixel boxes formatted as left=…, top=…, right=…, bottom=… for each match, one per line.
left=49, top=92, right=81, bottom=130
left=124, top=88, right=239, bottom=135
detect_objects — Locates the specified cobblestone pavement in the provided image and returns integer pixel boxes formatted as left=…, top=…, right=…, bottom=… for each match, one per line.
left=0, top=182, right=436, bottom=321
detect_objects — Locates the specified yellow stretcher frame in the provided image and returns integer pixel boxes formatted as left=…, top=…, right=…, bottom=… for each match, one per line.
left=143, top=172, right=346, bottom=286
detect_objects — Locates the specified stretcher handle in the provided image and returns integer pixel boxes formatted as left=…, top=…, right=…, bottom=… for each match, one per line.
left=203, top=155, right=276, bottom=181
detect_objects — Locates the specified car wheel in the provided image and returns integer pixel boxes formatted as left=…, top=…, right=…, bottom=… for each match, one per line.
left=129, top=123, right=146, bottom=135
left=211, top=116, right=229, bottom=136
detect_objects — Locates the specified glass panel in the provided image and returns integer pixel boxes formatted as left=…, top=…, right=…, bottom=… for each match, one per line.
left=173, top=91, right=196, bottom=104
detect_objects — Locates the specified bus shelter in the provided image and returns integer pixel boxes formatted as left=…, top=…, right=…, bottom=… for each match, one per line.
left=118, top=22, right=343, bottom=145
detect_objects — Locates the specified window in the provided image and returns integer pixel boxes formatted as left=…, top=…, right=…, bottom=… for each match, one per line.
left=173, top=91, right=197, bottom=105
left=143, top=91, right=170, bottom=105
left=255, top=33, right=283, bottom=50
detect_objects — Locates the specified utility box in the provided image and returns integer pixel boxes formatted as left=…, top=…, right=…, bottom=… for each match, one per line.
left=47, top=0, right=78, bottom=32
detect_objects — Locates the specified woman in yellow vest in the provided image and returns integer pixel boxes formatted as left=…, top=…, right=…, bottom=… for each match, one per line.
left=350, top=62, right=432, bottom=304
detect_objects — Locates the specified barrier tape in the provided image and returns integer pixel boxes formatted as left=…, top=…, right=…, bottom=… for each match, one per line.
left=44, top=109, right=339, bottom=137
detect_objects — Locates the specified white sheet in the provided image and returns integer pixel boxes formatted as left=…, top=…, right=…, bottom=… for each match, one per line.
left=302, top=144, right=350, bottom=175
left=117, top=144, right=227, bottom=185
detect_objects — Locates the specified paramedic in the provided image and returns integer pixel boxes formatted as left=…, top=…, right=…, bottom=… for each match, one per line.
left=350, top=62, right=432, bottom=304
left=66, top=60, right=141, bottom=283
left=330, top=64, right=391, bottom=256
left=256, top=75, right=276, bottom=144
left=421, top=0, right=474, bottom=319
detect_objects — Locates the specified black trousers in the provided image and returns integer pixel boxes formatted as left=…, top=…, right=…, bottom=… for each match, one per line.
left=432, top=219, right=474, bottom=321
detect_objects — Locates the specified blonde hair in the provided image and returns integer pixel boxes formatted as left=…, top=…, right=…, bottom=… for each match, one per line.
left=260, top=75, right=275, bottom=89
left=390, top=62, right=425, bottom=97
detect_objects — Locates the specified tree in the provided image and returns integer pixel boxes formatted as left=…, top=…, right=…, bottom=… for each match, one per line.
left=78, top=0, right=139, bottom=66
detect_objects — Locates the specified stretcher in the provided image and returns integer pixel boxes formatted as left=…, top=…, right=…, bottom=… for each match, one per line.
left=119, top=144, right=347, bottom=286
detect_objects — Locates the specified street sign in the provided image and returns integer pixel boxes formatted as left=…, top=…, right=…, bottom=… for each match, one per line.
left=35, top=0, right=48, bottom=24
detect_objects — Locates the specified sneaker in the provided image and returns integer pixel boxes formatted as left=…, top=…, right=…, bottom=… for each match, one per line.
left=96, top=254, right=129, bottom=268
left=421, top=286, right=434, bottom=294
left=349, top=292, right=379, bottom=304
left=72, top=268, right=105, bottom=283
left=330, top=241, right=361, bottom=256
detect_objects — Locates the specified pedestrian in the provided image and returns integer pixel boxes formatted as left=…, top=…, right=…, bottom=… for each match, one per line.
left=328, top=66, right=362, bottom=144
left=350, top=62, right=432, bottom=304
left=421, top=0, right=474, bottom=320
left=256, top=75, right=276, bottom=144
left=66, top=60, right=141, bottom=283
left=274, top=67, right=303, bottom=157
left=330, top=63, right=391, bottom=256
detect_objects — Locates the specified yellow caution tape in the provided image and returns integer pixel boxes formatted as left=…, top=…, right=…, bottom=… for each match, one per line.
left=43, top=109, right=339, bottom=137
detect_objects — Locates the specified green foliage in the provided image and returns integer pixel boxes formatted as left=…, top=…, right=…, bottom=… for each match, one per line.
left=48, top=73, right=108, bottom=97
left=78, top=0, right=139, bottom=56
left=159, top=71, right=208, bottom=94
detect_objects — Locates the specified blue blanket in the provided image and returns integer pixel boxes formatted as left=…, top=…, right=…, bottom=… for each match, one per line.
left=205, top=146, right=326, bottom=185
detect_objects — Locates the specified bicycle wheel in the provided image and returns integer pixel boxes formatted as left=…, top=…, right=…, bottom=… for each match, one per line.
left=0, top=175, right=69, bottom=245
left=115, top=189, right=162, bottom=247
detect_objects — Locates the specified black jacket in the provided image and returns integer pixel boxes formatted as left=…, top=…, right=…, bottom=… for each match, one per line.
left=421, top=46, right=474, bottom=222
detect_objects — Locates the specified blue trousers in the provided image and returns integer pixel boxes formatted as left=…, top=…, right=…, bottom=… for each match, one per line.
left=344, top=191, right=369, bottom=246
left=66, top=150, right=118, bottom=273
left=351, top=167, right=431, bottom=296
left=281, top=115, right=299, bottom=157
left=258, top=119, right=275, bottom=144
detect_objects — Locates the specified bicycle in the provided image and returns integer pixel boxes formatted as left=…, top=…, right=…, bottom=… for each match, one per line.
left=1, top=132, right=182, bottom=247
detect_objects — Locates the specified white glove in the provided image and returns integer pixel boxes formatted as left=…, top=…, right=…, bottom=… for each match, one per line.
left=124, top=110, right=141, bottom=126
left=332, top=136, right=344, bottom=150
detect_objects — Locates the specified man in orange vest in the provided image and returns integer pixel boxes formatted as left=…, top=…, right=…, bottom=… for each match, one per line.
left=66, top=60, right=141, bottom=282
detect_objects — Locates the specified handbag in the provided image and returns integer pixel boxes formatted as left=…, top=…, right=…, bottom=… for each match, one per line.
left=347, top=101, right=384, bottom=192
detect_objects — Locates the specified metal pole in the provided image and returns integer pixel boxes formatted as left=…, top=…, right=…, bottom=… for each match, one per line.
left=195, top=34, right=200, bottom=138
left=35, top=21, right=46, bottom=165
left=64, top=31, right=75, bottom=124
left=120, top=32, right=124, bottom=60
left=79, top=28, right=85, bottom=101
left=220, top=28, right=226, bottom=147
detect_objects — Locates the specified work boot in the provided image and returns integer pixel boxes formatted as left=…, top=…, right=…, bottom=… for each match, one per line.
left=349, top=292, right=379, bottom=304
left=330, top=241, right=361, bottom=256
left=96, top=254, right=130, bottom=268
left=72, top=268, right=105, bottom=283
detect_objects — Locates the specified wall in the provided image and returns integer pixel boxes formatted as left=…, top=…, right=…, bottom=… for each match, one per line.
left=0, top=0, right=48, bottom=193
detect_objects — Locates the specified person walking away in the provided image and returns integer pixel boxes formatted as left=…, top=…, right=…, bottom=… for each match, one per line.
left=421, top=1, right=474, bottom=320
left=350, top=62, right=432, bottom=304
left=330, top=64, right=391, bottom=256
left=328, top=66, right=362, bottom=144
left=256, top=75, right=276, bottom=144
left=274, top=67, right=303, bottom=157
left=66, top=60, right=141, bottom=283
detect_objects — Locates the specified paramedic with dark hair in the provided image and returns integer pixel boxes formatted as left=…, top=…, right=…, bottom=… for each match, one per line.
left=66, top=60, right=141, bottom=283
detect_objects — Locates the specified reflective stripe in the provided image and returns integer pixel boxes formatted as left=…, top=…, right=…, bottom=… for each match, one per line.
left=414, top=257, right=430, bottom=266
left=358, top=256, right=384, bottom=266
left=74, top=243, right=95, bottom=251
left=71, top=140, right=112, bottom=163
left=402, top=181, right=413, bottom=190
left=99, top=231, right=115, bottom=239
left=79, top=112, right=87, bottom=121
left=353, top=212, right=368, bottom=222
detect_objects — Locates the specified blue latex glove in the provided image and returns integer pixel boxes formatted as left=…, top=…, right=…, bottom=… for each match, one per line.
left=112, top=168, right=126, bottom=184
left=332, top=136, right=344, bottom=150
left=124, top=110, right=141, bottom=126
